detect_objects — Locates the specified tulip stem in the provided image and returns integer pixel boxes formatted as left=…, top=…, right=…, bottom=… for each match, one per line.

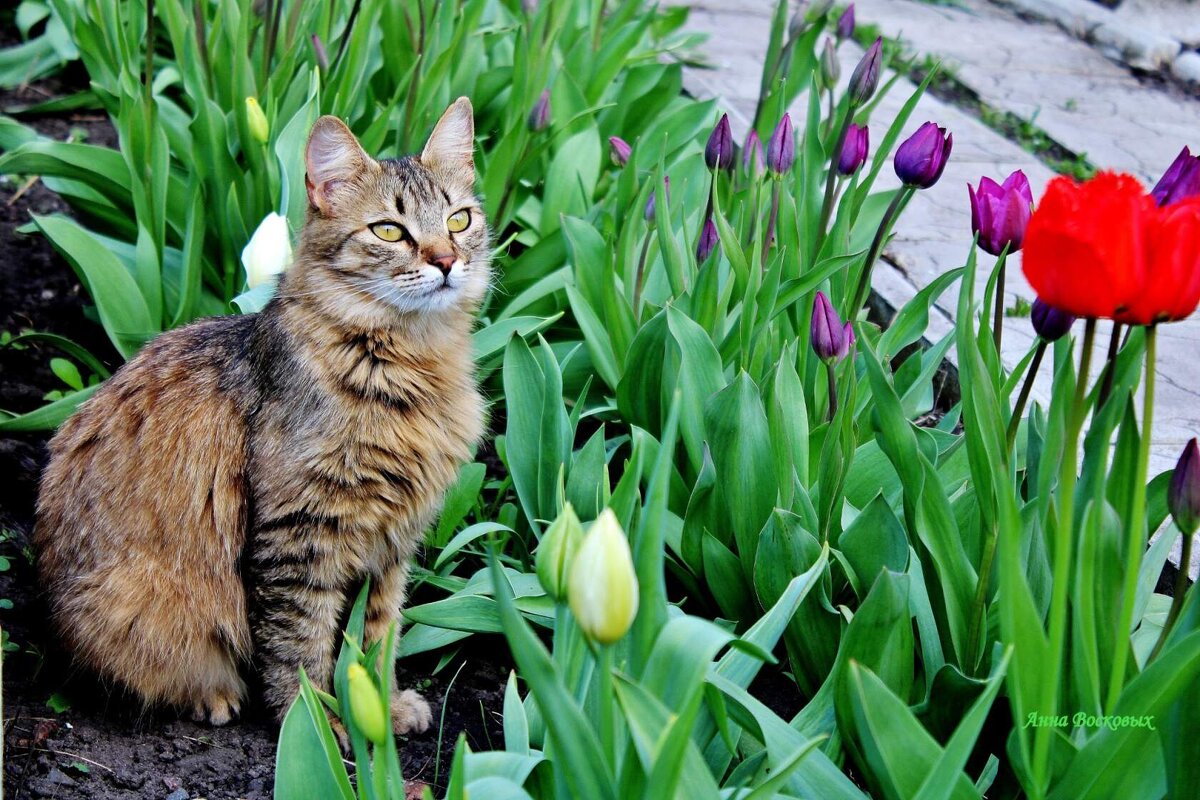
left=1006, top=339, right=1047, bottom=453
left=992, top=253, right=1007, bottom=356
left=1149, top=530, right=1195, bottom=662
left=847, top=187, right=910, bottom=317
left=633, top=228, right=654, bottom=316
left=816, top=108, right=854, bottom=257
left=1096, top=322, right=1124, bottom=410
left=1105, top=323, right=1157, bottom=714
left=763, top=180, right=782, bottom=264
left=825, top=361, right=838, bottom=422
left=597, top=644, right=615, bottom=765
left=966, top=520, right=998, bottom=676
left=1032, top=317, right=1095, bottom=794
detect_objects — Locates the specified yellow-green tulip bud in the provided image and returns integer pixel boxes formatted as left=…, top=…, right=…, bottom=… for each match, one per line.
left=536, top=503, right=584, bottom=601
left=346, top=663, right=388, bottom=745
left=567, top=509, right=639, bottom=645
left=246, top=97, right=270, bottom=144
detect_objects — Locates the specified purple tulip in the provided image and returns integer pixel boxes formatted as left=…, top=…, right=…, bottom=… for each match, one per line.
left=310, top=35, right=329, bottom=71
left=744, top=130, right=764, bottom=178
left=1170, top=438, right=1200, bottom=535
left=837, top=4, right=855, bottom=39
left=848, top=38, right=882, bottom=106
left=696, top=218, right=720, bottom=262
left=895, top=121, right=952, bottom=188
left=705, top=114, right=735, bottom=172
left=837, top=123, right=869, bottom=175
left=1030, top=298, right=1075, bottom=342
left=969, top=170, right=1034, bottom=256
left=766, top=114, right=795, bottom=175
left=811, top=291, right=854, bottom=362
left=644, top=175, right=669, bottom=222
left=1151, top=146, right=1200, bottom=207
left=609, top=136, right=631, bottom=167
left=821, top=38, right=840, bottom=90
left=528, top=89, right=551, bottom=132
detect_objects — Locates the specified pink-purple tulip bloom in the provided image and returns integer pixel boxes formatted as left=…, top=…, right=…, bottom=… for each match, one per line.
left=609, top=136, right=631, bottom=167
left=837, top=4, right=855, bottom=39
left=837, top=123, right=869, bottom=175
left=1151, top=146, right=1200, bottom=207
left=811, top=291, right=854, bottom=362
left=969, top=170, right=1034, bottom=256
left=767, top=114, right=795, bottom=175
left=895, top=121, right=952, bottom=188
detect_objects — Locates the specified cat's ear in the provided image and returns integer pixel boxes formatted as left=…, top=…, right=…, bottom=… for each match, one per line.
left=305, top=116, right=370, bottom=215
left=421, top=97, right=475, bottom=179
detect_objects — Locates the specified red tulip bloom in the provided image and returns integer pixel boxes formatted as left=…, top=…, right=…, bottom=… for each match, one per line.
left=1124, top=194, right=1200, bottom=323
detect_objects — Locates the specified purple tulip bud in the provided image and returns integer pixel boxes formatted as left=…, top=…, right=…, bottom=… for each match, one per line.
left=1170, top=438, right=1200, bottom=535
left=744, top=130, right=764, bottom=178
left=837, top=4, right=855, bottom=39
left=310, top=35, right=329, bottom=71
left=969, top=170, right=1034, bottom=256
left=528, top=89, right=551, bottom=132
left=837, top=123, right=869, bottom=176
left=848, top=38, right=882, bottom=106
left=894, top=121, right=952, bottom=188
left=521, top=0, right=539, bottom=14
left=766, top=114, right=795, bottom=175
left=609, top=136, right=631, bottom=167
left=645, top=176, right=669, bottom=222
left=705, top=114, right=735, bottom=172
left=696, top=218, right=720, bottom=262
left=1030, top=298, right=1075, bottom=341
left=821, top=38, right=840, bottom=90
left=1151, top=146, right=1200, bottom=206
left=811, top=291, right=854, bottom=362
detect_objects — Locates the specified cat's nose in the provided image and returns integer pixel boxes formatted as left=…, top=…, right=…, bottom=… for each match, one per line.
left=429, top=254, right=456, bottom=275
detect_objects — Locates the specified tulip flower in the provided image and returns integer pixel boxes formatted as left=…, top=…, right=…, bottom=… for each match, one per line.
left=696, top=217, right=720, bottom=262
left=245, top=97, right=269, bottom=144
left=894, top=121, right=952, bottom=189
left=969, top=170, right=1034, bottom=256
left=310, top=35, right=329, bottom=71
left=528, top=89, right=551, bottom=132
left=837, top=123, right=869, bottom=176
left=1151, top=146, right=1200, bottom=206
left=848, top=38, right=882, bottom=106
left=820, top=38, right=840, bottom=90
left=837, top=4, right=855, bottom=39
left=644, top=176, right=669, bottom=222
left=705, top=114, right=734, bottom=172
left=536, top=504, right=584, bottom=601
left=609, top=136, right=631, bottom=167
left=1030, top=298, right=1075, bottom=341
left=1170, top=438, right=1200, bottom=536
left=242, top=212, right=293, bottom=289
left=1022, top=172, right=1200, bottom=324
left=810, top=291, right=854, bottom=362
left=744, top=130, right=764, bottom=178
left=568, top=509, right=639, bottom=645
left=346, top=663, right=388, bottom=745
left=766, top=114, right=795, bottom=175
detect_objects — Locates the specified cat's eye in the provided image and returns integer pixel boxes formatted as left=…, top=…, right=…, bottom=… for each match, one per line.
left=370, top=222, right=407, bottom=243
left=447, top=209, right=471, bottom=233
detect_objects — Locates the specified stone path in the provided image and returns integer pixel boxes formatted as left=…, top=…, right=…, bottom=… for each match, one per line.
left=675, top=0, right=1200, bottom=573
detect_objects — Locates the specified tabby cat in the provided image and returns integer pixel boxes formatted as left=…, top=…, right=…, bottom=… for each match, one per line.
left=34, top=98, right=488, bottom=732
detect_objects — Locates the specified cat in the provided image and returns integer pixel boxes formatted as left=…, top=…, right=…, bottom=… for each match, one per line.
left=33, top=98, right=489, bottom=733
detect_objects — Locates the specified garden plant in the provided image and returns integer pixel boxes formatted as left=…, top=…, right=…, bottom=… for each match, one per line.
left=1, top=0, right=1199, bottom=799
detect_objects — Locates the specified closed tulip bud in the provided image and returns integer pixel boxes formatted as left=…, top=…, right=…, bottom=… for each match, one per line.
left=1170, top=438, right=1200, bottom=536
left=788, top=5, right=808, bottom=39
left=245, top=97, right=269, bottom=144
left=837, top=123, right=869, bottom=175
left=1030, top=298, right=1075, bottom=341
left=744, top=130, right=764, bottom=178
left=310, top=35, right=329, bottom=71
left=1151, top=146, right=1200, bottom=207
left=536, top=504, right=584, bottom=601
left=821, top=38, right=841, bottom=90
left=644, top=176, right=669, bottom=222
left=894, top=121, right=952, bottom=188
left=766, top=114, right=795, bottom=176
left=969, top=170, right=1034, bottom=256
left=811, top=291, right=854, bottom=362
left=806, top=0, right=835, bottom=21
left=242, top=212, right=293, bottom=289
left=528, top=89, right=551, bottom=132
left=521, top=0, right=539, bottom=14
left=705, top=114, right=735, bottom=172
left=609, top=136, right=631, bottom=167
left=696, top=217, right=720, bottom=262
left=837, top=4, right=855, bottom=40
left=346, top=663, right=388, bottom=745
left=848, top=38, right=882, bottom=106
left=567, top=509, right=639, bottom=645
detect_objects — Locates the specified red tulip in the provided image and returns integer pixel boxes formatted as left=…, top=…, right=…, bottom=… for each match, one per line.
left=1023, top=172, right=1200, bottom=324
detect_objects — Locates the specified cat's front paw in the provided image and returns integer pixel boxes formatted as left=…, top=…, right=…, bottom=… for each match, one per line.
left=392, top=689, right=433, bottom=735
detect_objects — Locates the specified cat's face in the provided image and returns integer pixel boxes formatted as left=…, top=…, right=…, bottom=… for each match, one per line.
left=299, top=99, right=490, bottom=317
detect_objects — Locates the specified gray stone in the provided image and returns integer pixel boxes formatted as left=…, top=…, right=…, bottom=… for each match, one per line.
left=165, top=789, right=189, bottom=800
left=994, top=0, right=1107, bottom=36
left=1173, top=50, right=1200, bottom=84
left=1114, top=0, right=1200, bottom=49
left=1092, top=21, right=1181, bottom=70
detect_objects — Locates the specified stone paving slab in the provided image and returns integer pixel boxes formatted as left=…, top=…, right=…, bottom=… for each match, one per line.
left=676, top=1, right=1200, bottom=573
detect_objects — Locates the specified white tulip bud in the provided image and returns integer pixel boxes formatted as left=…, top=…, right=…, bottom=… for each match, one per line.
left=241, top=212, right=293, bottom=289
left=567, top=509, right=639, bottom=645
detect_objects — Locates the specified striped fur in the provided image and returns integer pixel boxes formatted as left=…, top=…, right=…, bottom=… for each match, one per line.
left=34, top=99, right=488, bottom=731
